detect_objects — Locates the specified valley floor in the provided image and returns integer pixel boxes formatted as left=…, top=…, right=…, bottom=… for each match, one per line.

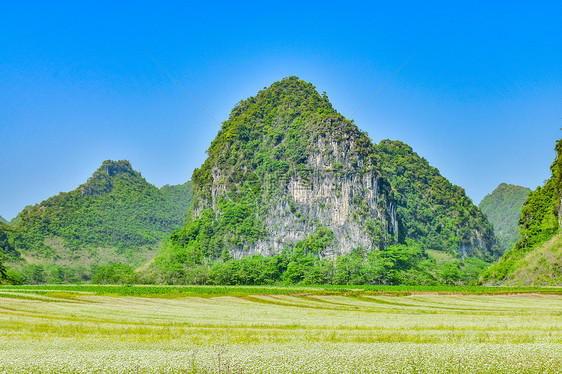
left=0, top=286, right=561, bottom=373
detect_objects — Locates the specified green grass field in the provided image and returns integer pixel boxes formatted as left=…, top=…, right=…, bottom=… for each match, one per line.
left=1, top=286, right=561, bottom=373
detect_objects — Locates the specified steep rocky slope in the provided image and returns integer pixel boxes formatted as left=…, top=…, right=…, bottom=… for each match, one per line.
left=157, top=77, right=500, bottom=280
left=479, top=183, right=531, bottom=252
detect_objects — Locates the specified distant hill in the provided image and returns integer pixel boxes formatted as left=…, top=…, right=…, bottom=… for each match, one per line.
left=479, top=183, right=531, bottom=252
left=11, top=160, right=192, bottom=273
left=0, top=216, right=8, bottom=224
left=481, top=139, right=562, bottom=285
left=160, top=181, right=193, bottom=224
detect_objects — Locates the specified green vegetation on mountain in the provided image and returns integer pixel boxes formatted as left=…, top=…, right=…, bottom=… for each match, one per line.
left=8, top=160, right=192, bottom=283
left=374, top=140, right=500, bottom=259
left=0, top=216, right=8, bottom=225
left=488, top=232, right=562, bottom=286
left=481, top=139, right=562, bottom=285
left=0, top=222, right=20, bottom=283
left=479, top=183, right=531, bottom=252
left=0, top=222, right=17, bottom=258
left=150, top=77, right=499, bottom=285
left=0, top=257, right=5, bottom=282
left=0, top=226, right=9, bottom=282
left=160, top=181, right=193, bottom=222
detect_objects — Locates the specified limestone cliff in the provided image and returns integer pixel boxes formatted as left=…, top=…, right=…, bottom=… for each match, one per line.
left=172, top=77, right=397, bottom=260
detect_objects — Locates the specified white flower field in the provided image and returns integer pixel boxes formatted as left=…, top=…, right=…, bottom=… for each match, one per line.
left=0, top=287, right=561, bottom=373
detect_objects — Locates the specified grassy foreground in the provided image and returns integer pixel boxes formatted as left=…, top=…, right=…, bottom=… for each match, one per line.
left=0, top=286, right=561, bottom=373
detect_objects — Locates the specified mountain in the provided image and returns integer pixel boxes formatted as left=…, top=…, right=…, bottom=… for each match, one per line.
left=481, top=139, right=562, bottom=285
left=0, top=216, right=8, bottom=224
left=478, top=183, right=531, bottom=252
left=153, top=77, right=500, bottom=284
left=166, top=77, right=397, bottom=259
left=375, top=140, right=500, bottom=260
left=10, top=160, right=192, bottom=274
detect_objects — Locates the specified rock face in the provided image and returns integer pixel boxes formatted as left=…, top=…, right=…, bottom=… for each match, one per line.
left=80, top=160, right=139, bottom=196
left=169, top=77, right=498, bottom=263
left=234, top=126, right=399, bottom=258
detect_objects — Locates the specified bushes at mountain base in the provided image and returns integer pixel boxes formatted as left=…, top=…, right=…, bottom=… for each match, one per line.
left=92, top=263, right=137, bottom=284
left=150, top=227, right=486, bottom=286
left=6, top=264, right=88, bottom=284
left=480, top=138, right=562, bottom=284
left=4, top=262, right=138, bottom=285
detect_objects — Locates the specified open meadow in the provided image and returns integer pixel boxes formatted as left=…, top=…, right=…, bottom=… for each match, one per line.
left=0, top=285, right=561, bottom=373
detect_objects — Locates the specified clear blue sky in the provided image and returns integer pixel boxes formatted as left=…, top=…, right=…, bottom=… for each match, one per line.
left=1, top=1, right=561, bottom=220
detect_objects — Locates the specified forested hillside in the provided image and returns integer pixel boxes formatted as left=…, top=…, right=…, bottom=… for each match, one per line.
left=0, top=216, right=8, bottom=224
left=8, top=160, right=192, bottom=283
left=479, top=183, right=531, bottom=252
left=481, top=139, right=562, bottom=285
left=375, top=140, right=499, bottom=259
left=0, top=222, right=18, bottom=258
left=150, top=77, right=499, bottom=285
left=160, top=181, right=193, bottom=224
